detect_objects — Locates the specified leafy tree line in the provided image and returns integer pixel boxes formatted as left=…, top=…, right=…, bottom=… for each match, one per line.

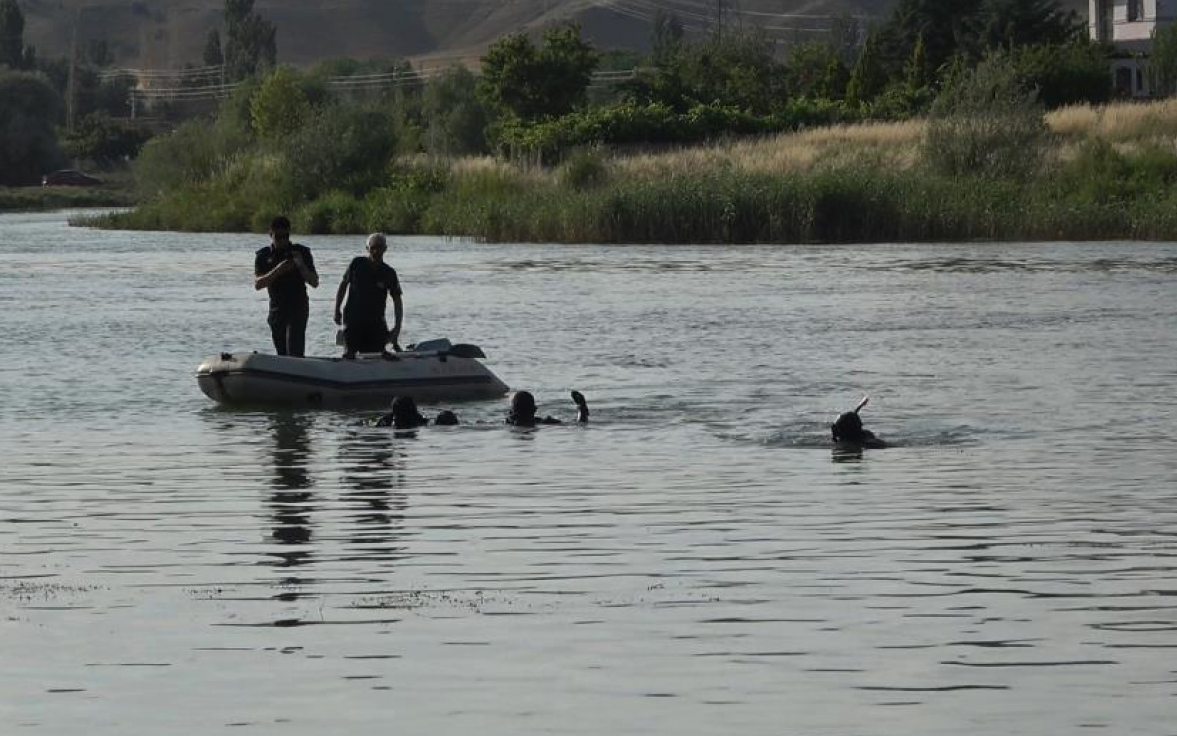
left=0, top=0, right=277, bottom=185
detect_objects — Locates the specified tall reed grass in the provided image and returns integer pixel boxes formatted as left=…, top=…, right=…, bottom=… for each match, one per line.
left=88, top=98, right=1177, bottom=243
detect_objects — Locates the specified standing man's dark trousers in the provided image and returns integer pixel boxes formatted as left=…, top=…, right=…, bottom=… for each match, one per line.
left=344, top=319, right=389, bottom=356
left=269, top=305, right=309, bottom=357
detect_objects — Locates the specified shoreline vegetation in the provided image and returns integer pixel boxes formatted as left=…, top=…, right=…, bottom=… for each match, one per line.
left=0, top=183, right=136, bottom=212
left=85, top=97, right=1177, bottom=244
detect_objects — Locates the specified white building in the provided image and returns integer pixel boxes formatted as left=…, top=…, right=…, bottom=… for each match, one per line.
left=1090, top=0, right=1177, bottom=96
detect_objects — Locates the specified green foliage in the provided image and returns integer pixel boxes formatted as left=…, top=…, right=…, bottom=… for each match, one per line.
left=924, top=52, right=1048, bottom=179
left=133, top=120, right=218, bottom=195
left=880, top=0, right=1078, bottom=75
left=846, top=34, right=887, bottom=107
left=905, top=33, right=930, bottom=89
left=787, top=42, right=847, bottom=99
left=1055, top=137, right=1177, bottom=204
left=652, top=9, right=685, bottom=67
left=250, top=67, right=310, bottom=140
left=423, top=65, right=489, bottom=156
left=541, top=24, right=599, bottom=114
left=1009, top=41, right=1110, bottom=109
left=0, top=69, right=63, bottom=185
left=479, top=24, right=599, bottom=121
left=880, top=0, right=982, bottom=75
left=1, top=184, right=134, bottom=212
left=203, top=30, right=223, bottom=67
left=496, top=99, right=853, bottom=161
left=295, top=190, right=364, bottom=234
left=1151, top=23, right=1177, bottom=97
left=61, top=112, right=152, bottom=167
left=88, top=76, right=134, bottom=117
left=278, top=103, right=396, bottom=203
left=223, top=0, right=276, bottom=81
left=977, top=0, right=1082, bottom=50
left=868, top=83, right=935, bottom=119
left=668, top=32, right=788, bottom=114
left=558, top=148, right=608, bottom=190
left=0, top=0, right=28, bottom=69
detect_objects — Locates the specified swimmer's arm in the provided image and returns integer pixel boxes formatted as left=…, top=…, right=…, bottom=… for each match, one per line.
left=571, top=390, right=589, bottom=423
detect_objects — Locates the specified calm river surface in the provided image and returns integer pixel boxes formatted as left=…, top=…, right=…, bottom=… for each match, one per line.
left=2, top=210, right=1176, bottom=735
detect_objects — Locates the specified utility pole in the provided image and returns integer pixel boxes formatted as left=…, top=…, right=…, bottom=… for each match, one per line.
left=66, top=11, right=80, bottom=132
left=714, top=0, right=731, bottom=39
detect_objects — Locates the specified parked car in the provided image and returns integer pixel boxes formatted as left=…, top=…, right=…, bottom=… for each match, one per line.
left=41, top=169, right=103, bottom=187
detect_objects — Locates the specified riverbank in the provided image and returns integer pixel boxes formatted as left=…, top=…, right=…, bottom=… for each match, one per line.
left=1, top=171, right=139, bottom=213
left=86, top=99, right=1177, bottom=243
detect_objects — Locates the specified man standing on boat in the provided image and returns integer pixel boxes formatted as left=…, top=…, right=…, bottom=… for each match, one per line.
left=334, top=232, right=403, bottom=360
left=254, top=216, right=320, bottom=357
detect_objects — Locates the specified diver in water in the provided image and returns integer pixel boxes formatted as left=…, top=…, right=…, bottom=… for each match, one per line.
left=371, top=391, right=588, bottom=430
left=507, top=390, right=589, bottom=426
left=371, top=396, right=454, bottom=429
left=832, top=397, right=886, bottom=450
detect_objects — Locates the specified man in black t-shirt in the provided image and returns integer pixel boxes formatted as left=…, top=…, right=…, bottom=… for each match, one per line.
left=333, top=232, right=403, bottom=359
left=254, top=216, right=320, bottom=357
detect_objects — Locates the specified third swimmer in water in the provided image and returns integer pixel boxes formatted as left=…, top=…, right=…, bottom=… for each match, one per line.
left=507, top=390, right=589, bottom=426
left=831, top=397, right=886, bottom=450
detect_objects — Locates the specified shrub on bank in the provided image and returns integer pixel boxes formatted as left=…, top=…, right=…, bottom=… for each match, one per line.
left=924, top=54, right=1048, bottom=180
left=497, top=100, right=856, bottom=162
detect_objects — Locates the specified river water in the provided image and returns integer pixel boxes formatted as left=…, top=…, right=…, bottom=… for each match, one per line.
left=1, top=210, right=1176, bottom=734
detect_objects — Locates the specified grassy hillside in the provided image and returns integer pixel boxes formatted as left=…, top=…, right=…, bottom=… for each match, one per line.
left=21, top=0, right=1087, bottom=69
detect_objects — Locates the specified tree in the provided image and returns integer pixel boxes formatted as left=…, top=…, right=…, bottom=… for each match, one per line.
left=829, top=13, right=864, bottom=67
left=786, top=41, right=846, bottom=99
left=250, top=67, right=310, bottom=140
left=924, top=51, right=1047, bottom=179
left=904, top=33, right=930, bottom=89
left=676, top=32, right=788, bottom=113
left=0, top=69, right=64, bottom=184
left=880, top=0, right=982, bottom=75
left=538, top=24, right=599, bottom=116
left=1010, top=41, right=1110, bottom=108
left=423, top=65, right=490, bottom=156
left=846, top=32, right=887, bottom=106
left=1151, top=23, right=1177, bottom=97
left=977, top=0, right=1081, bottom=50
left=222, top=0, right=276, bottom=81
left=652, top=9, right=684, bottom=67
left=203, top=29, right=224, bottom=68
left=0, top=0, right=31, bottom=69
left=61, top=111, right=152, bottom=166
left=880, top=0, right=1080, bottom=76
left=479, top=24, right=598, bottom=120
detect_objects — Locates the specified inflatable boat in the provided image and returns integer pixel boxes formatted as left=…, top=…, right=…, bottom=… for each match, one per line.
left=196, top=339, right=509, bottom=408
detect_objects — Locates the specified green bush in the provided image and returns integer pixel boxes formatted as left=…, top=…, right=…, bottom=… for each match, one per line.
left=0, top=69, right=64, bottom=185
left=558, top=148, right=608, bottom=190
left=924, top=53, right=1049, bottom=180
left=61, top=111, right=152, bottom=167
left=1055, top=137, right=1177, bottom=204
left=295, top=190, right=364, bottom=234
left=1010, top=42, right=1111, bottom=109
left=278, top=103, right=397, bottom=203
left=133, top=120, right=218, bottom=196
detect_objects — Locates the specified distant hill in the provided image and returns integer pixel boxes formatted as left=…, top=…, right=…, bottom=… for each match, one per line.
left=19, top=0, right=1090, bottom=70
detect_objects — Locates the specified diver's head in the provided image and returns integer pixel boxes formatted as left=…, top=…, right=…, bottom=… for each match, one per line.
left=434, top=410, right=459, bottom=426
left=831, top=411, right=865, bottom=443
left=509, top=391, right=537, bottom=424
left=390, top=396, right=424, bottom=428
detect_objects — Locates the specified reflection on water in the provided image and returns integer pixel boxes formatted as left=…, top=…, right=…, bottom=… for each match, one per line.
left=1, top=215, right=1176, bottom=735
left=267, top=414, right=316, bottom=573
left=337, top=429, right=408, bottom=563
